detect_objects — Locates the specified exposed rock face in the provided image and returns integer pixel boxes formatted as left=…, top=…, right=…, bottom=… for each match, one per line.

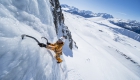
left=49, top=0, right=77, bottom=49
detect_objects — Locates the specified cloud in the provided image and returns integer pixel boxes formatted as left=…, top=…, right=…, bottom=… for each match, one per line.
left=118, top=12, right=127, bottom=15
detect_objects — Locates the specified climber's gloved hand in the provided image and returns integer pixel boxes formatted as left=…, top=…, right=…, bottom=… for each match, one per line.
left=47, top=42, right=51, bottom=45
left=38, top=43, right=46, bottom=47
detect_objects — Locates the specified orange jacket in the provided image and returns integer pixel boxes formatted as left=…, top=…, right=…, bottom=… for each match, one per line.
left=46, top=42, right=64, bottom=54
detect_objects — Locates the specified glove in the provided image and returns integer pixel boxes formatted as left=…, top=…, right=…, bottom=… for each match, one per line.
left=47, top=42, right=51, bottom=45
left=38, top=43, right=46, bottom=47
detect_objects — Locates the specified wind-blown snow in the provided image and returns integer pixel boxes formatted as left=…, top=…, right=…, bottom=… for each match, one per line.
left=0, top=0, right=67, bottom=80
left=63, top=11, right=140, bottom=80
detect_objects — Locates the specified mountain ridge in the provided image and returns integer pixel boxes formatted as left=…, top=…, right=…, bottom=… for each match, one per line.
left=61, top=4, right=114, bottom=19
left=61, top=4, right=140, bottom=34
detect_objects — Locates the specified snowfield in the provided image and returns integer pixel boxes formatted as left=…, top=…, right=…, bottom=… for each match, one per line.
left=63, top=11, right=140, bottom=80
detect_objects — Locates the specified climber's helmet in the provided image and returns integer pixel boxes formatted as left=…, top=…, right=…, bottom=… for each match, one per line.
left=58, top=37, right=65, bottom=43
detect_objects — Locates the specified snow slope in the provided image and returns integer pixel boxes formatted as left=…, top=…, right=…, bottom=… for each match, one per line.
left=0, top=0, right=67, bottom=80
left=0, top=0, right=140, bottom=80
left=61, top=4, right=140, bottom=35
left=63, top=11, right=140, bottom=80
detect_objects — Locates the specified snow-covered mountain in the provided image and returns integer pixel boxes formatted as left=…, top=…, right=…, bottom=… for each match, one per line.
left=0, top=1, right=140, bottom=80
left=109, top=19, right=140, bottom=34
left=61, top=4, right=114, bottom=19
left=61, top=4, right=140, bottom=34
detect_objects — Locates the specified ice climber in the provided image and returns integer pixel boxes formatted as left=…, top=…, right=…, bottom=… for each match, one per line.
left=38, top=37, right=65, bottom=63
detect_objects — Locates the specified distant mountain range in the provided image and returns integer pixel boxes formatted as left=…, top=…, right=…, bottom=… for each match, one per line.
left=109, top=19, right=140, bottom=34
left=61, top=4, right=140, bottom=34
left=61, top=4, right=114, bottom=19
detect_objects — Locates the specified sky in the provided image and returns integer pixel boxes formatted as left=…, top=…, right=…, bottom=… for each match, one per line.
left=59, top=0, right=140, bottom=22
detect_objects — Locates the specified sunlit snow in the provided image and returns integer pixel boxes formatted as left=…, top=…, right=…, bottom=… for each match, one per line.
left=0, top=0, right=140, bottom=80
left=63, top=11, right=140, bottom=80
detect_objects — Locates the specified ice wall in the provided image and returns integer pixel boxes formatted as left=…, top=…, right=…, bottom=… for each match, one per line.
left=0, top=0, right=66, bottom=80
